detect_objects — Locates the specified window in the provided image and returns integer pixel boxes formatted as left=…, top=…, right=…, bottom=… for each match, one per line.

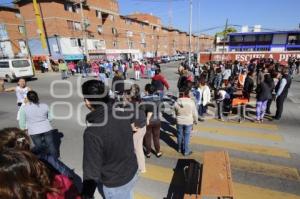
left=140, top=33, right=145, bottom=44
left=288, top=34, right=300, bottom=45
left=12, top=60, right=30, bottom=68
left=141, top=43, right=146, bottom=48
left=70, top=38, right=82, bottom=47
left=18, top=26, right=25, bottom=34
left=15, top=13, right=21, bottom=18
left=109, top=15, right=114, bottom=21
left=128, top=40, right=134, bottom=49
left=96, top=10, right=102, bottom=19
left=74, top=22, right=81, bottom=31
left=93, top=40, right=105, bottom=49
left=113, top=40, right=118, bottom=48
left=0, top=61, right=9, bottom=68
left=97, top=25, right=103, bottom=34
left=127, top=31, right=133, bottom=37
left=257, top=34, right=272, bottom=42
left=244, top=35, right=256, bottom=42
left=230, top=35, right=243, bottom=42
left=0, top=24, right=8, bottom=40
left=125, top=19, right=132, bottom=25
left=112, top=28, right=118, bottom=36
left=64, top=3, right=76, bottom=12
left=18, top=40, right=27, bottom=54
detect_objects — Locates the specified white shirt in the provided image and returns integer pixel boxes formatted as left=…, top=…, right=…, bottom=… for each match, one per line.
left=16, top=86, right=29, bottom=103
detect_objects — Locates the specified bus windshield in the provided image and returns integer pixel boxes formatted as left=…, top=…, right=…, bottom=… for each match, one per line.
left=12, top=60, right=30, bottom=68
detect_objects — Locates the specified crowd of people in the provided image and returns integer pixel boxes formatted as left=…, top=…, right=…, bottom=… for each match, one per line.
left=0, top=55, right=297, bottom=198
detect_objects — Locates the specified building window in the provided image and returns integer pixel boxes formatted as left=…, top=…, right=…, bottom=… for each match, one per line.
left=113, top=40, right=118, bottom=48
left=140, top=33, right=145, bottom=44
left=67, top=20, right=82, bottom=31
left=64, top=3, right=78, bottom=13
left=0, top=24, right=8, bottom=40
left=141, top=43, right=146, bottom=48
left=109, top=14, right=115, bottom=21
left=97, top=25, right=103, bottom=34
left=96, top=10, right=102, bottom=20
left=128, top=40, right=134, bottom=49
left=15, top=13, right=21, bottom=18
left=288, top=34, right=300, bottom=45
left=112, top=28, right=118, bottom=36
left=93, top=40, right=105, bottom=49
left=244, top=35, right=256, bottom=42
left=125, top=19, right=132, bottom=25
left=18, top=26, right=25, bottom=34
left=257, top=34, right=272, bottom=42
left=70, top=38, right=82, bottom=47
left=127, top=31, right=133, bottom=37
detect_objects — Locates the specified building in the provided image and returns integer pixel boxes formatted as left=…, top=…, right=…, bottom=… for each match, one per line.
left=14, top=0, right=203, bottom=64
left=228, top=30, right=300, bottom=52
left=0, top=6, right=28, bottom=58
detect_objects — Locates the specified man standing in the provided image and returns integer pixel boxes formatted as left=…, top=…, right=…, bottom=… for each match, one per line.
left=274, top=68, right=292, bottom=120
left=242, top=71, right=254, bottom=101
left=81, top=80, right=138, bottom=199
left=151, top=68, right=169, bottom=99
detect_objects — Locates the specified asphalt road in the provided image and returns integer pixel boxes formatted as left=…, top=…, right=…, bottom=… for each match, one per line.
left=0, top=62, right=300, bottom=199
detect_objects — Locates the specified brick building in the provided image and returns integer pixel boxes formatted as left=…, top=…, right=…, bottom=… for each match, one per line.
left=13, top=0, right=208, bottom=63
left=0, top=6, right=28, bottom=58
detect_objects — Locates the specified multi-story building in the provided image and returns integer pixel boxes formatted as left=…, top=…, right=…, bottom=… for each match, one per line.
left=14, top=0, right=203, bottom=64
left=228, top=30, right=300, bottom=52
left=0, top=6, right=28, bottom=58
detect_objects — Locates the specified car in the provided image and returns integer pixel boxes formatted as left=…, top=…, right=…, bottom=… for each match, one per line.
left=177, top=55, right=186, bottom=60
left=0, top=58, right=34, bottom=82
left=161, top=56, right=171, bottom=63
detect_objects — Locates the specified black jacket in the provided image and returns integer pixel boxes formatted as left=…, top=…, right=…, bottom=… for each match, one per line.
left=243, top=76, right=254, bottom=99
left=83, top=103, right=138, bottom=188
left=256, top=82, right=273, bottom=101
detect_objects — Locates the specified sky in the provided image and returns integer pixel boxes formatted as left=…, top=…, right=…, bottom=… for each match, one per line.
left=118, top=0, right=300, bottom=35
left=1, top=0, right=299, bottom=35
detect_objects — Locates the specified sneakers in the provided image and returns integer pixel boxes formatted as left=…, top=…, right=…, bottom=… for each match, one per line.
left=184, top=151, right=193, bottom=156
left=156, top=152, right=163, bottom=158
left=145, top=153, right=151, bottom=158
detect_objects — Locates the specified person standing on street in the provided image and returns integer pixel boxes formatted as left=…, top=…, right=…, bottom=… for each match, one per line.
left=174, top=86, right=198, bottom=156
left=242, top=71, right=254, bottom=101
left=18, top=91, right=58, bottom=158
left=151, top=68, right=170, bottom=99
left=58, top=59, right=68, bottom=80
left=274, top=68, right=292, bottom=120
left=4, top=78, right=31, bottom=109
left=134, top=61, right=141, bottom=80
left=81, top=80, right=138, bottom=199
left=255, top=74, right=274, bottom=123
left=142, top=84, right=163, bottom=158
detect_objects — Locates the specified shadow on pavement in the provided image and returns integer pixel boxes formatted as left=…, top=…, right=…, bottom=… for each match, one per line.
left=164, top=159, right=201, bottom=199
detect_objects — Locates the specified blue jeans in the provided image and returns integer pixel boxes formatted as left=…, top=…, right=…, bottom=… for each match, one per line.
left=256, top=100, right=268, bottom=120
left=103, top=172, right=139, bottom=199
left=177, top=124, right=193, bottom=155
left=198, top=104, right=207, bottom=117
left=30, top=130, right=59, bottom=159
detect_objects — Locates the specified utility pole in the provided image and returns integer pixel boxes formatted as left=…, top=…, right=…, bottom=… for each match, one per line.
left=188, top=0, right=193, bottom=69
left=168, top=0, right=173, bottom=28
left=221, top=18, right=228, bottom=61
left=79, top=0, right=89, bottom=61
left=32, top=0, right=47, bottom=50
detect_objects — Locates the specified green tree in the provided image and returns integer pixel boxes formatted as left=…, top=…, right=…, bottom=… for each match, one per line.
left=215, top=27, right=237, bottom=38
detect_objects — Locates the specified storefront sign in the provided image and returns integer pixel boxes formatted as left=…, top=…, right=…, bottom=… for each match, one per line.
left=200, top=51, right=300, bottom=64
left=63, top=54, right=84, bottom=60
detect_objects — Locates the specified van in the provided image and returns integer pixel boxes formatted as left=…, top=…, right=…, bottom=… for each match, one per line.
left=0, top=58, right=34, bottom=82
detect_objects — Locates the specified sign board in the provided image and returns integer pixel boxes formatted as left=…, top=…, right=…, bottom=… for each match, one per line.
left=199, top=51, right=300, bottom=64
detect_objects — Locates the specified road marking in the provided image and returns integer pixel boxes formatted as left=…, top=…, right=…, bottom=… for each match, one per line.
left=193, top=126, right=283, bottom=142
left=234, top=183, right=300, bottom=199
left=134, top=192, right=153, bottom=199
left=142, top=164, right=300, bottom=199
left=160, top=146, right=299, bottom=181
left=206, top=119, right=279, bottom=130
left=188, top=136, right=290, bottom=158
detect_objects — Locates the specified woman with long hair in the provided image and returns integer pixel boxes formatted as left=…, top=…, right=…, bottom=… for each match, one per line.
left=0, top=150, right=80, bottom=199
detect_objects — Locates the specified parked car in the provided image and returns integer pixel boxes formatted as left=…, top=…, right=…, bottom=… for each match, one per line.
left=161, top=56, right=171, bottom=63
left=0, top=58, right=34, bottom=82
left=177, top=55, right=186, bottom=60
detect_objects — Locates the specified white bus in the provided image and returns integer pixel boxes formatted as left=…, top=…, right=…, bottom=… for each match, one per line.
left=0, top=58, right=34, bottom=82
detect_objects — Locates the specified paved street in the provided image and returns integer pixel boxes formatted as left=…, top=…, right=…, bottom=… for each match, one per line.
left=1, top=62, right=300, bottom=199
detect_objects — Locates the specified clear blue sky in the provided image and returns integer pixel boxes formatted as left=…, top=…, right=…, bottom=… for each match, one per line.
left=1, top=0, right=299, bottom=35
left=118, top=0, right=300, bottom=35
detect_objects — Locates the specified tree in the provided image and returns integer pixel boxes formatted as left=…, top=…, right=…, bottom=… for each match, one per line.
left=215, top=27, right=237, bottom=38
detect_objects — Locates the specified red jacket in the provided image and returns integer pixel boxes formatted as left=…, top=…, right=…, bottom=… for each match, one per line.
left=152, top=74, right=170, bottom=90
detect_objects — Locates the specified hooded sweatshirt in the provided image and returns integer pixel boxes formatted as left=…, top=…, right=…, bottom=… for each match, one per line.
left=83, top=102, right=138, bottom=188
